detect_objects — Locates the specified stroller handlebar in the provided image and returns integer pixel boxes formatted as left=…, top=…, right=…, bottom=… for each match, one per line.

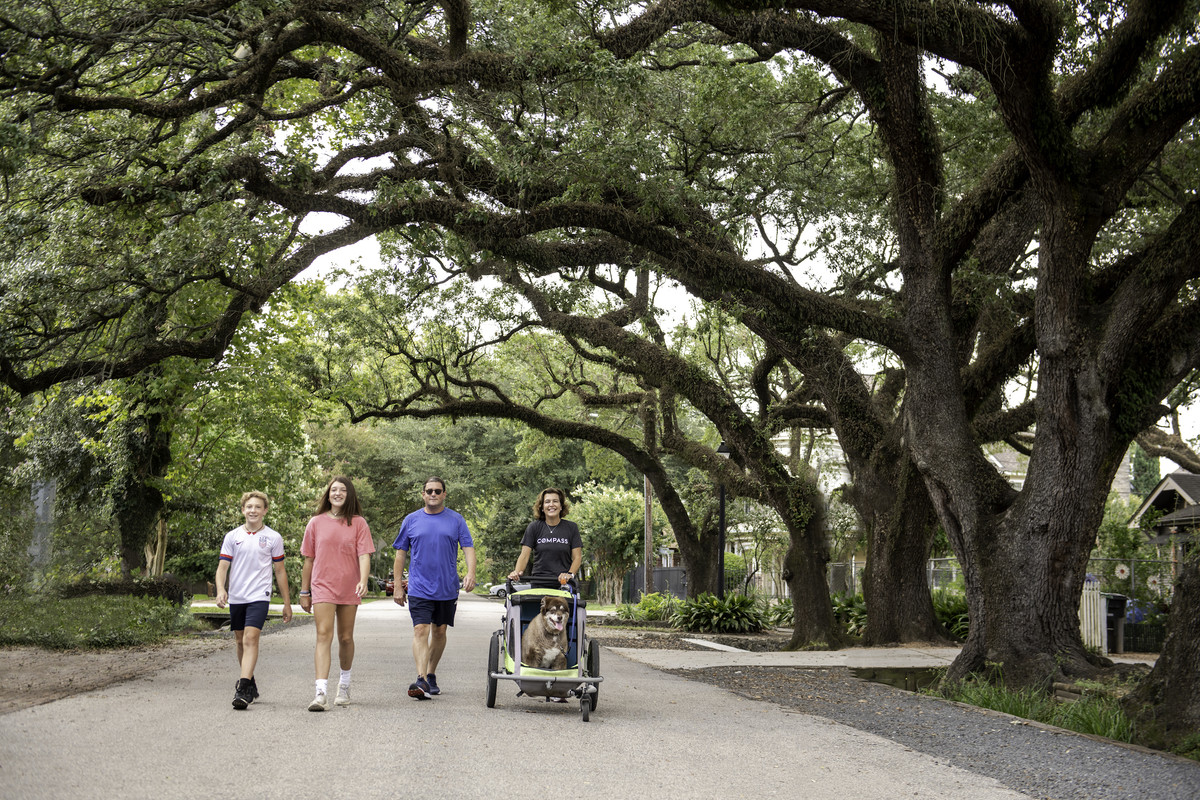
left=507, top=576, right=579, bottom=594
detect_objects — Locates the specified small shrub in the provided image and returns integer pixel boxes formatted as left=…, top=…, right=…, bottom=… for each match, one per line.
left=766, top=598, right=793, bottom=627
left=615, top=602, right=641, bottom=621
left=0, top=593, right=188, bottom=649
left=164, top=549, right=221, bottom=585
left=831, top=592, right=868, bottom=637
left=57, top=575, right=190, bottom=606
left=931, top=588, right=970, bottom=640
left=617, top=592, right=679, bottom=622
left=638, top=592, right=678, bottom=620
left=671, top=593, right=767, bottom=633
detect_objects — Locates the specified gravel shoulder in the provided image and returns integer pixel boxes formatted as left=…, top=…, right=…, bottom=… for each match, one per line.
left=674, top=664, right=1200, bottom=800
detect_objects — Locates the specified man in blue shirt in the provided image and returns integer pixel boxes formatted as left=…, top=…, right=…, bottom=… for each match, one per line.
left=393, top=476, right=476, bottom=699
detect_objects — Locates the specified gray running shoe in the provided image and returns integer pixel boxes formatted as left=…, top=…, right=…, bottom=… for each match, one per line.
left=334, top=684, right=351, bottom=706
left=308, top=690, right=328, bottom=711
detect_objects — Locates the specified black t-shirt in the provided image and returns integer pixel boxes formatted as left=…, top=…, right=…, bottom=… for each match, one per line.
left=520, top=519, right=582, bottom=578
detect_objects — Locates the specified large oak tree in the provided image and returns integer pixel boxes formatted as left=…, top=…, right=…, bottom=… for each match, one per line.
left=4, top=3, right=1200, bottom=736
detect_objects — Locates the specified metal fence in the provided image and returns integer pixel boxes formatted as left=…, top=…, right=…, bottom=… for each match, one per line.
left=825, top=558, right=963, bottom=595
left=1085, top=557, right=1177, bottom=606
left=629, top=556, right=1180, bottom=615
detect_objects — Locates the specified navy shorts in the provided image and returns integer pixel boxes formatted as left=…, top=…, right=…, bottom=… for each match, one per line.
left=408, top=597, right=457, bottom=627
left=229, top=601, right=270, bottom=631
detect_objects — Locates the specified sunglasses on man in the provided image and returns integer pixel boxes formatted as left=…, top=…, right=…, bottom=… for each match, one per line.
left=424, top=488, right=444, bottom=495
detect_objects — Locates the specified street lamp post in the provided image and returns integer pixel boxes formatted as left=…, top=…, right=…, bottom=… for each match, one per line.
left=716, top=441, right=731, bottom=599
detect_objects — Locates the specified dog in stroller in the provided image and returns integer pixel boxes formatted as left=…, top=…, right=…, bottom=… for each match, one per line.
left=523, top=595, right=570, bottom=670
left=486, top=578, right=602, bottom=721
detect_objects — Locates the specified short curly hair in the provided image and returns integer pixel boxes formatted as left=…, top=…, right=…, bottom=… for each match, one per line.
left=239, top=491, right=270, bottom=511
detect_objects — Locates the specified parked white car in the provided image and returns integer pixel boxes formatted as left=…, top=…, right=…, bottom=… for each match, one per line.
left=488, top=582, right=508, bottom=599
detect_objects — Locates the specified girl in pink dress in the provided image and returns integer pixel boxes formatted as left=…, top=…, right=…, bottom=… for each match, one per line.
left=299, top=476, right=375, bottom=711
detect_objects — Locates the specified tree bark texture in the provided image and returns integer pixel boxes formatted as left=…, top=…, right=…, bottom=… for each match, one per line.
left=1122, top=555, right=1200, bottom=753
left=781, top=489, right=836, bottom=648
left=852, top=457, right=945, bottom=645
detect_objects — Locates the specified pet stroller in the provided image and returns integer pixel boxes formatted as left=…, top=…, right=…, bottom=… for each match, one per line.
left=486, top=578, right=602, bottom=721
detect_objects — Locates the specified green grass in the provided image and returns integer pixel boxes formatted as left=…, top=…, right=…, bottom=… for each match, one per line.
left=1051, top=696, right=1135, bottom=742
left=939, top=676, right=1135, bottom=743
left=0, top=594, right=189, bottom=649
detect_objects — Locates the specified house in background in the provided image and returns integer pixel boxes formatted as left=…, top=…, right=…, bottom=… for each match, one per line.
left=985, top=443, right=1133, bottom=500
left=1127, top=470, right=1200, bottom=562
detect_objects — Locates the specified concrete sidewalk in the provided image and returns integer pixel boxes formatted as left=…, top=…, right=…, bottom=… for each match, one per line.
left=609, top=643, right=963, bottom=670
left=607, top=641, right=1157, bottom=671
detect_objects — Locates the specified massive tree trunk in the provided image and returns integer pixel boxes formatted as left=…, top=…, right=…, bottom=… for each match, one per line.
left=852, top=457, right=945, bottom=645
left=1122, top=554, right=1200, bottom=753
left=776, top=478, right=836, bottom=648
left=902, top=261, right=1125, bottom=685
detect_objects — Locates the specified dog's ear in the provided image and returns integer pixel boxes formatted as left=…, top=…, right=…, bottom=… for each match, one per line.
left=541, top=596, right=551, bottom=611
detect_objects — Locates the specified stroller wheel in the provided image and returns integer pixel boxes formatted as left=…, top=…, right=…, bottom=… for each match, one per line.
left=586, top=638, right=600, bottom=711
left=580, top=695, right=590, bottom=722
left=486, top=631, right=499, bottom=708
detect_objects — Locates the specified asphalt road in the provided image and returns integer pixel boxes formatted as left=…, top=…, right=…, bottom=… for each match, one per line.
left=1, top=594, right=1032, bottom=800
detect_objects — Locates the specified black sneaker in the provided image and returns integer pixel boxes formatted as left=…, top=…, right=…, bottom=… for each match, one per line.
left=248, top=677, right=259, bottom=703
left=232, top=678, right=252, bottom=710
left=407, top=677, right=432, bottom=700
left=426, top=673, right=441, bottom=695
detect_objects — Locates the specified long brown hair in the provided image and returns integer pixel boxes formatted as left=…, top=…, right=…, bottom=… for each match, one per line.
left=315, top=476, right=363, bottom=525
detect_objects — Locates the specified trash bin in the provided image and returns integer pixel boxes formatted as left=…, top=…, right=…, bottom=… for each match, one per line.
left=1103, top=593, right=1126, bottom=654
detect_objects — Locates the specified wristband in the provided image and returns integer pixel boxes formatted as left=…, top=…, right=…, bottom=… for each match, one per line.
left=300, top=590, right=311, bottom=596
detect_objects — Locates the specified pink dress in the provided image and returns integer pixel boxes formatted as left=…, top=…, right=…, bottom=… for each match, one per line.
left=301, top=514, right=376, bottom=605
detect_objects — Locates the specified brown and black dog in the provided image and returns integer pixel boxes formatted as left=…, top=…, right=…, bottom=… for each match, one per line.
left=522, top=595, right=570, bottom=670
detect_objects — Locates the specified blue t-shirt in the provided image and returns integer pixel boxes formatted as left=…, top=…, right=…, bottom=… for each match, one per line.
left=393, top=507, right=474, bottom=601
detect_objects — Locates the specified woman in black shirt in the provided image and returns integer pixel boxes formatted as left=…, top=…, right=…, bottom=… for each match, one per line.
left=508, top=487, right=583, bottom=585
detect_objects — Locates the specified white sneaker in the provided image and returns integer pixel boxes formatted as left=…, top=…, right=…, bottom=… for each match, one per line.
left=308, top=690, right=328, bottom=712
left=334, top=684, right=351, bottom=707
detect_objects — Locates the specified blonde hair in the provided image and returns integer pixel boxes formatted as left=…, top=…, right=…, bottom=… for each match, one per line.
left=240, top=491, right=270, bottom=510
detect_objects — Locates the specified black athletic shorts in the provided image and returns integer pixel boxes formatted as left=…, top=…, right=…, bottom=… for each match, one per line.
left=408, top=597, right=457, bottom=627
left=230, top=601, right=270, bottom=631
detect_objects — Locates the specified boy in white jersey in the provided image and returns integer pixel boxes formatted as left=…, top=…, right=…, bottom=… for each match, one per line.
left=215, top=491, right=293, bottom=709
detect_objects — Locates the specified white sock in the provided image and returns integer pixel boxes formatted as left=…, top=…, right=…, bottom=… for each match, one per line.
left=339, top=669, right=351, bottom=687
left=316, top=678, right=328, bottom=694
